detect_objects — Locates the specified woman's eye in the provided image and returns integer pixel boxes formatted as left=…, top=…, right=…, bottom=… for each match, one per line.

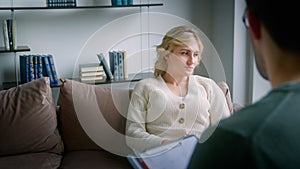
left=193, top=53, right=198, bottom=58
left=181, top=52, right=189, bottom=55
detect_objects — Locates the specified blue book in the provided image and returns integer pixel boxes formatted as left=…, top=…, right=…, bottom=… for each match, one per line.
left=128, top=0, right=133, bottom=5
left=109, top=51, right=115, bottom=75
left=122, top=0, right=128, bottom=5
left=28, top=55, right=35, bottom=82
left=97, top=53, right=114, bottom=80
left=33, top=55, right=38, bottom=79
left=47, top=54, right=59, bottom=84
left=111, top=0, right=122, bottom=6
left=37, top=55, right=43, bottom=78
left=113, top=51, right=119, bottom=80
left=42, top=55, right=54, bottom=84
left=117, top=51, right=124, bottom=79
left=19, top=54, right=30, bottom=83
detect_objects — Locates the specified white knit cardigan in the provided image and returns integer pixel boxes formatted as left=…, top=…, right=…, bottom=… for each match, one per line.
left=126, top=75, right=230, bottom=152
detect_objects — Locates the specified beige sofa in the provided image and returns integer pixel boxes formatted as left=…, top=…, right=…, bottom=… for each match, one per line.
left=0, top=77, right=241, bottom=169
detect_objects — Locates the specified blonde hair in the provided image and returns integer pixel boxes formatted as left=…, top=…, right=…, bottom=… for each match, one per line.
left=154, top=25, right=203, bottom=77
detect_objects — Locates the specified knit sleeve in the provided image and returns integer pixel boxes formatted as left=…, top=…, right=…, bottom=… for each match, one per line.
left=208, top=79, right=231, bottom=125
left=125, top=80, right=164, bottom=152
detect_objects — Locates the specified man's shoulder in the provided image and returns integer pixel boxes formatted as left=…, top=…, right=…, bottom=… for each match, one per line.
left=217, top=101, right=274, bottom=138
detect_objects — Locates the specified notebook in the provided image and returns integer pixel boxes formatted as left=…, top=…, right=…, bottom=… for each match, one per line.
left=127, top=135, right=198, bottom=169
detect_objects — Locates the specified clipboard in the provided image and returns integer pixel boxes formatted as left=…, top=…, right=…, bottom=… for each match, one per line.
left=127, top=135, right=198, bottom=169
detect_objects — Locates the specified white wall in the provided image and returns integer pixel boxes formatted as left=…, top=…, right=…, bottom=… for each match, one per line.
left=1, top=0, right=268, bottom=106
left=0, top=0, right=217, bottom=89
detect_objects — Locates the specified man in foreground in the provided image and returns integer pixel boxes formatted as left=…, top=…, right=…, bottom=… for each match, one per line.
left=188, top=0, right=300, bottom=168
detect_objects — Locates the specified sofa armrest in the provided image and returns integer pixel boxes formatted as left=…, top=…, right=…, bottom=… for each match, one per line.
left=217, top=81, right=243, bottom=115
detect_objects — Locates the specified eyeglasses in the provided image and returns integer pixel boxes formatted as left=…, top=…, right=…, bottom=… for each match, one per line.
left=242, top=8, right=249, bottom=29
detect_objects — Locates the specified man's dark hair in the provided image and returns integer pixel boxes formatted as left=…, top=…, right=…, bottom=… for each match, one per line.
left=246, top=0, right=300, bottom=52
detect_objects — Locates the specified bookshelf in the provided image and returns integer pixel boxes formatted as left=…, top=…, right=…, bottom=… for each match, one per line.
left=0, top=3, right=163, bottom=11
left=0, top=2, right=163, bottom=88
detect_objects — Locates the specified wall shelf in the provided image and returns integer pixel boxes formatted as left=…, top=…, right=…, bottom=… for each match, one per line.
left=0, top=46, right=30, bottom=53
left=0, top=3, right=163, bottom=11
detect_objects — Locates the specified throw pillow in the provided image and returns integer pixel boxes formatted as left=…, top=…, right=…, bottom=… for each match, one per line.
left=0, top=77, right=64, bottom=156
left=59, top=79, right=132, bottom=155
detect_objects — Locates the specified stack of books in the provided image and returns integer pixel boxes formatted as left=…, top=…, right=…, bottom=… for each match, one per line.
left=79, top=63, right=105, bottom=83
left=19, top=54, right=59, bottom=85
left=2, top=19, right=17, bottom=50
left=46, top=0, right=77, bottom=7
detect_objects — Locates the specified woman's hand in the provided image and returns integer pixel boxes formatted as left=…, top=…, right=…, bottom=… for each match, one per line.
left=161, top=139, right=170, bottom=145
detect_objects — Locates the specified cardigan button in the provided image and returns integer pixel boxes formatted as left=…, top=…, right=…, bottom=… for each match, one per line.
left=178, top=118, right=184, bottom=124
left=179, top=103, right=185, bottom=109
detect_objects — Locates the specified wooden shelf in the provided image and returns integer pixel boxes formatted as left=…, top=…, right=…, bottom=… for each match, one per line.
left=0, top=46, right=30, bottom=53
left=0, top=3, right=163, bottom=11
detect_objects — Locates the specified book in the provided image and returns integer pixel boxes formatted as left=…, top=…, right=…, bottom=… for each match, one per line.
left=33, top=55, right=38, bottom=79
left=2, top=20, right=10, bottom=50
left=42, top=55, right=55, bottom=84
left=113, top=51, right=119, bottom=80
left=122, top=50, right=128, bottom=79
left=28, top=55, right=35, bottom=82
left=19, top=55, right=30, bottom=83
left=11, top=19, right=17, bottom=50
left=80, top=71, right=104, bottom=77
left=47, top=54, right=59, bottom=84
left=111, top=0, right=122, bottom=6
left=47, top=0, right=76, bottom=7
left=117, top=51, right=124, bottom=79
left=97, top=53, right=114, bottom=80
left=36, top=55, right=43, bottom=78
left=79, top=63, right=103, bottom=72
left=80, top=75, right=104, bottom=83
left=80, top=76, right=104, bottom=82
left=109, top=51, right=115, bottom=76
left=127, top=135, right=198, bottom=169
left=122, top=0, right=128, bottom=5
left=128, top=0, right=133, bottom=5
left=6, top=20, right=13, bottom=50
left=5, top=19, right=17, bottom=50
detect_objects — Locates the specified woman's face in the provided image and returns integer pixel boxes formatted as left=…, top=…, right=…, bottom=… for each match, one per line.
left=166, top=40, right=200, bottom=76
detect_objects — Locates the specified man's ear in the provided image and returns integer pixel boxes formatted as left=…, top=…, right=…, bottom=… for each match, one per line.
left=248, top=9, right=261, bottom=39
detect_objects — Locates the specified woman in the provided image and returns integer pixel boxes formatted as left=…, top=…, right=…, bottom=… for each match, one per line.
left=126, top=25, right=230, bottom=152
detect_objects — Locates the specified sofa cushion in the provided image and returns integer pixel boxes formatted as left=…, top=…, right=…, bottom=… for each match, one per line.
left=0, top=77, right=63, bottom=156
left=60, top=150, right=132, bottom=169
left=59, top=79, right=132, bottom=155
left=0, top=152, right=62, bottom=169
